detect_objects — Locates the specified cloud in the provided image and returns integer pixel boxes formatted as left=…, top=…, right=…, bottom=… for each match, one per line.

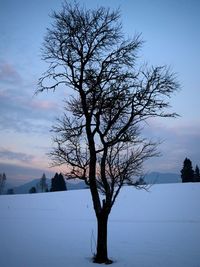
left=0, top=148, right=34, bottom=163
left=0, top=162, right=55, bottom=186
left=0, top=94, right=50, bottom=134
left=0, top=57, right=63, bottom=135
left=30, top=100, right=57, bottom=110
left=143, top=119, right=200, bottom=173
left=0, top=61, right=22, bottom=84
left=0, top=83, right=60, bottom=134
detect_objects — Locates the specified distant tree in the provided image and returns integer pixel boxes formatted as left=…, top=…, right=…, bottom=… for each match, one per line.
left=194, top=165, right=200, bottom=182
left=181, top=158, right=194, bottom=183
left=29, top=186, right=37, bottom=193
left=38, top=173, right=48, bottom=192
left=136, top=177, right=146, bottom=186
left=0, top=173, right=6, bottom=195
left=7, top=189, right=13, bottom=195
left=50, top=173, right=58, bottom=192
left=7, top=188, right=14, bottom=195
left=50, top=173, right=67, bottom=192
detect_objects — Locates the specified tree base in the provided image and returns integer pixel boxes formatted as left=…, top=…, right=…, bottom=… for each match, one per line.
left=93, top=255, right=113, bottom=264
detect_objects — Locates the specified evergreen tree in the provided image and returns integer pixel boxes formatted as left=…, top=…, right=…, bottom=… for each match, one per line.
left=0, top=173, right=6, bottom=195
left=194, top=165, right=200, bottom=182
left=181, top=158, right=194, bottom=183
left=7, top=188, right=14, bottom=195
left=50, top=173, right=58, bottom=192
left=58, top=173, right=67, bottom=191
left=38, top=173, right=48, bottom=192
left=29, top=187, right=37, bottom=193
left=50, top=173, right=67, bottom=192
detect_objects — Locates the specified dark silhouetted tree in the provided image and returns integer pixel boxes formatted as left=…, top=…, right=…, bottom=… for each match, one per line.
left=29, top=187, right=37, bottom=193
left=194, top=165, right=200, bottom=182
left=50, top=173, right=67, bottom=191
left=133, top=177, right=146, bottom=186
left=38, top=2, right=179, bottom=263
left=50, top=173, right=58, bottom=192
left=0, top=173, right=6, bottom=195
left=7, top=188, right=14, bottom=195
left=181, top=158, right=194, bottom=183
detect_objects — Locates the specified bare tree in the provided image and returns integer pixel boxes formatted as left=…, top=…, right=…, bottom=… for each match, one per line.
left=38, top=2, right=179, bottom=263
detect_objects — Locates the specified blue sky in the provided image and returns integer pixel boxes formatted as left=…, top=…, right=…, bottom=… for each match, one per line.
left=0, top=0, right=199, bottom=185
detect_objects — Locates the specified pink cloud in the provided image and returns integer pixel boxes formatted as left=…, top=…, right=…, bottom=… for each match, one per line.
left=0, top=147, right=35, bottom=164
left=30, top=100, right=58, bottom=111
left=0, top=61, right=22, bottom=84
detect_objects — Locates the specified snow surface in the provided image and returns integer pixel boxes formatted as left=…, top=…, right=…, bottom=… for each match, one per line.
left=0, top=183, right=200, bottom=267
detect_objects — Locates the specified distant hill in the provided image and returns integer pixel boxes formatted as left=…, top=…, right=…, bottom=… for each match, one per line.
left=13, top=178, right=88, bottom=194
left=4, top=172, right=180, bottom=194
left=13, top=179, right=50, bottom=194
left=0, top=162, right=54, bottom=186
left=1, top=161, right=181, bottom=193
left=66, top=181, right=89, bottom=191
left=144, top=172, right=181, bottom=184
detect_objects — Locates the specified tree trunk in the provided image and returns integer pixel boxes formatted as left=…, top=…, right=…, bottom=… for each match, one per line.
left=94, top=212, right=112, bottom=264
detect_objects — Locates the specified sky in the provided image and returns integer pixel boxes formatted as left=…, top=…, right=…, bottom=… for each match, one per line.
left=0, top=0, right=200, bottom=185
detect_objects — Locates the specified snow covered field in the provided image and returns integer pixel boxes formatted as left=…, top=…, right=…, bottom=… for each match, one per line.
left=0, top=183, right=200, bottom=267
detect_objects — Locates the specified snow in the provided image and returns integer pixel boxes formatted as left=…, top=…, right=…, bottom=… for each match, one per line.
left=0, top=183, right=200, bottom=267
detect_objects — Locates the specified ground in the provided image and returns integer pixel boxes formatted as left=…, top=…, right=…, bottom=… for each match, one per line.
left=0, top=183, right=200, bottom=267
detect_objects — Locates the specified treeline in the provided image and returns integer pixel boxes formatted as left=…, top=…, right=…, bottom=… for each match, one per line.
left=181, top=158, right=200, bottom=183
left=29, top=172, right=67, bottom=193
left=0, top=172, right=67, bottom=195
left=1, top=158, right=199, bottom=195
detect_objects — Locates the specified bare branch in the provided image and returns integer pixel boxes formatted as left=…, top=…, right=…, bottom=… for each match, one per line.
left=38, top=3, right=180, bottom=251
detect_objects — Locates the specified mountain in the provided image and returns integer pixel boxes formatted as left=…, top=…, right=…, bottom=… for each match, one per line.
left=13, top=179, right=50, bottom=194
left=144, top=172, right=181, bottom=184
left=0, top=162, right=55, bottom=186
left=66, top=181, right=89, bottom=190
left=1, top=161, right=181, bottom=193
left=4, top=172, right=180, bottom=195
left=13, top=178, right=88, bottom=194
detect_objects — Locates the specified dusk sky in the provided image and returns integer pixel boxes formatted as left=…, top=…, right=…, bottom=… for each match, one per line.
left=0, top=0, right=199, bottom=185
